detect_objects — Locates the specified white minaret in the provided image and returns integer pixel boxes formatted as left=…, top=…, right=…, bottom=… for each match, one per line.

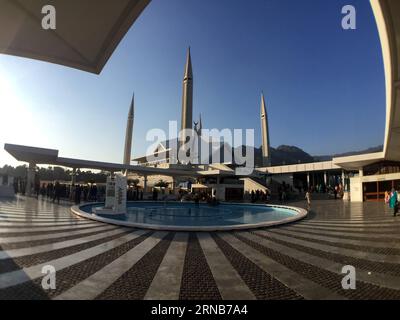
left=260, top=92, right=271, bottom=167
left=123, top=93, right=134, bottom=166
left=181, top=47, right=193, bottom=133
left=198, top=113, right=202, bottom=137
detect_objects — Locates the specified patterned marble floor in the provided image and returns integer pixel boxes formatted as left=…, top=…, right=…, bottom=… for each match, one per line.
left=0, top=196, right=400, bottom=300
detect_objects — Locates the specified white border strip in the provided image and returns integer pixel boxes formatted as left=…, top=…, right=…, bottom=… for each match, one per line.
left=71, top=202, right=308, bottom=232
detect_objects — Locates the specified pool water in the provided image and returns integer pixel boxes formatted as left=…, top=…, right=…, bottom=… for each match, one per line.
left=80, top=201, right=301, bottom=229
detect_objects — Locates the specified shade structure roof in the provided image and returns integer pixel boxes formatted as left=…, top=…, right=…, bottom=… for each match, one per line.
left=371, top=0, right=400, bottom=161
left=332, top=152, right=385, bottom=171
left=0, top=0, right=150, bottom=74
left=4, top=143, right=202, bottom=177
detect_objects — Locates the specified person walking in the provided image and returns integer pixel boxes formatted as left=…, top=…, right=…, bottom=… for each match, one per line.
left=53, top=181, right=61, bottom=204
left=397, top=187, right=400, bottom=213
left=74, top=184, right=82, bottom=204
left=251, top=190, right=255, bottom=203
left=389, top=188, right=398, bottom=217
left=305, top=190, right=311, bottom=208
left=385, top=190, right=390, bottom=204
left=83, top=186, right=88, bottom=202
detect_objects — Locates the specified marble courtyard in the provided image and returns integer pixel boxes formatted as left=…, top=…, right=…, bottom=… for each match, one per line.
left=1, top=196, right=400, bottom=300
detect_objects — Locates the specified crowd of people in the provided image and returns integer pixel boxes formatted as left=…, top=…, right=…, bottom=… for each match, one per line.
left=70, top=184, right=99, bottom=204
left=385, top=188, right=400, bottom=216
left=250, top=189, right=270, bottom=203
left=127, top=187, right=144, bottom=201
left=13, top=175, right=400, bottom=218
left=298, top=184, right=345, bottom=199
left=278, top=182, right=293, bottom=202
left=32, top=182, right=101, bottom=204
left=176, top=189, right=220, bottom=206
left=243, top=181, right=348, bottom=209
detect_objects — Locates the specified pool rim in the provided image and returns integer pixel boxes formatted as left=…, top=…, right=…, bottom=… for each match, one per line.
left=71, top=201, right=308, bottom=231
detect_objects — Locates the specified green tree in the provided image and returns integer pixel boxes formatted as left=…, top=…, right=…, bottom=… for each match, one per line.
left=154, top=180, right=169, bottom=188
left=127, top=178, right=140, bottom=187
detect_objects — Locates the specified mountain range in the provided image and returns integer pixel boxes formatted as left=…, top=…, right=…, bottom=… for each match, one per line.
left=235, top=145, right=383, bottom=166
left=267, top=145, right=383, bottom=166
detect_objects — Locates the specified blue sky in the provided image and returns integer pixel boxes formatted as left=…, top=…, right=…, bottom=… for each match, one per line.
left=0, top=0, right=385, bottom=166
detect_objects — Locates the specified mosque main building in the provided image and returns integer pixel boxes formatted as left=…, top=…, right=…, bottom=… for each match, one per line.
left=126, top=44, right=400, bottom=202
left=127, top=48, right=273, bottom=201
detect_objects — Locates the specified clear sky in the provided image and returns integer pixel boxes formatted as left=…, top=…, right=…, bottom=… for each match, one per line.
left=0, top=0, right=385, bottom=167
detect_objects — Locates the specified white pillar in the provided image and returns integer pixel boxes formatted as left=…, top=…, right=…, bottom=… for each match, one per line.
left=26, top=162, right=36, bottom=196
left=359, top=169, right=364, bottom=177
left=306, top=173, right=310, bottom=190
left=342, top=170, right=346, bottom=189
left=215, top=176, right=225, bottom=201
left=71, top=168, right=77, bottom=186
left=342, top=170, right=351, bottom=201
left=70, top=168, right=77, bottom=200
left=172, top=177, right=177, bottom=194
left=324, top=172, right=327, bottom=185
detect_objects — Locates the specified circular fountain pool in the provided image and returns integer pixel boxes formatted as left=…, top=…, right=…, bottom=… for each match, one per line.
left=72, top=201, right=307, bottom=231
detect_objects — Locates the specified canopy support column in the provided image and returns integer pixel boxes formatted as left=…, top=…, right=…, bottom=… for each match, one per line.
left=26, top=162, right=36, bottom=196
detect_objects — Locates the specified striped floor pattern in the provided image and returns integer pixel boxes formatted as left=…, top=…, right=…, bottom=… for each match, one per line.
left=1, top=196, right=400, bottom=300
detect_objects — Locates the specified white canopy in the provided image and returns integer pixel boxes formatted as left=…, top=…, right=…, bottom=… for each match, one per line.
left=0, top=0, right=150, bottom=74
